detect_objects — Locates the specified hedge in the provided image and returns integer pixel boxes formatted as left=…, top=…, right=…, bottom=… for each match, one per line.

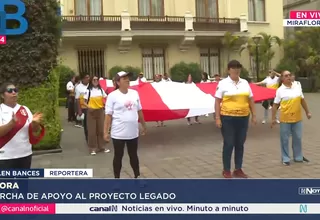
left=58, top=65, right=75, bottom=98
left=170, top=62, right=202, bottom=82
left=59, top=97, right=67, bottom=107
left=18, top=68, right=62, bottom=150
left=109, top=66, right=141, bottom=80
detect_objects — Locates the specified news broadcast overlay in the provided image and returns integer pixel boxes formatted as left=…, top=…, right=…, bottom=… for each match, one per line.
left=0, top=175, right=320, bottom=216
left=0, top=203, right=319, bottom=214
left=284, top=10, right=320, bottom=26
left=0, top=169, right=93, bottom=178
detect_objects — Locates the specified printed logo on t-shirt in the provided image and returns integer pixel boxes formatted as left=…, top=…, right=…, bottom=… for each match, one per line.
left=20, top=109, right=27, bottom=116
left=124, top=100, right=134, bottom=110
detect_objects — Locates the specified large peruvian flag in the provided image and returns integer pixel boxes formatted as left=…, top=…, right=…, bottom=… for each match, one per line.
left=100, top=79, right=276, bottom=122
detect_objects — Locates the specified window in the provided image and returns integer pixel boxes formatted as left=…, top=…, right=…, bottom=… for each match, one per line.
left=138, top=0, right=164, bottom=16
left=77, top=48, right=105, bottom=78
left=196, top=0, right=218, bottom=17
left=248, top=0, right=265, bottom=21
left=200, top=48, right=219, bottom=76
left=75, top=0, right=102, bottom=16
left=142, top=48, right=165, bottom=80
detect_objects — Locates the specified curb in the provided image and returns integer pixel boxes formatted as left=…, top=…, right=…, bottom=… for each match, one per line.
left=33, top=147, right=63, bottom=156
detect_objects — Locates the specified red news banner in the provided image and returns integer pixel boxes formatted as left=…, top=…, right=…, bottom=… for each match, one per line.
left=290, top=10, right=320, bottom=19
left=0, top=35, right=6, bottom=45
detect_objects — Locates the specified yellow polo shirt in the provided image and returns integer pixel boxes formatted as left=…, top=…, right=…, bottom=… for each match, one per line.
left=215, top=77, right=253, bottom=117
left=262, top=76, right=279, bottom=89
left=83, top=88, right=107, bottom=109
left=274, top=83, right=304, bottom=123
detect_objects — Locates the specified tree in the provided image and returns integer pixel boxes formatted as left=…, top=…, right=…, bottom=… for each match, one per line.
left=239, top=32, right=282, bottom=79
left=221, top=32, right=240, bottom=63
left=0, top=0, right=62, bottom=149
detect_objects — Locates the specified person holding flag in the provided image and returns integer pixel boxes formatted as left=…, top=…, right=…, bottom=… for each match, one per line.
left=185, top=74, right=200, bottom=125
left=255, top=70, right=280, bottom=124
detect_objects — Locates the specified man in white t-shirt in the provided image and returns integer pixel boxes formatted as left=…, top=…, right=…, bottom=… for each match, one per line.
left=162, top=73, right=172, bottom=82
left=137, top=72, right=147, bottom=82
left=75, top=74, right=90, bottom=140
left=66, top=75, right=76, bottom=122
left=104, top=71, right=147, bottom=179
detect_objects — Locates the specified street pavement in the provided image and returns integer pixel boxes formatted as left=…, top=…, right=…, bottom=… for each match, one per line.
left=32, top=93, right=320, bottom=178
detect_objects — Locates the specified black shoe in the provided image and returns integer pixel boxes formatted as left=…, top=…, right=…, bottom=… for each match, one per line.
left=303, top=157, right=310, bottom=162
left=294, top=157, right=310, bottom=163
left=283, top=162, right=290, bottom=166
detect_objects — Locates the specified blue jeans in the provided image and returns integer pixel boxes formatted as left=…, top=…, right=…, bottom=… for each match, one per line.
left=280, top=121, right=303, bottom=162
left=221, top=115, right=249, bottom=171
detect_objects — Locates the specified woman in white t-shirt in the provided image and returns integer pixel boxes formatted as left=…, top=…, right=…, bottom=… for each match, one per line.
left=200, top=72, right=210, bottom=83
left=200, top=72, right=210, bottom=117
left=0, top=83, right=44, bottom=168
left=104, top=71, right=147, bottom=179
left=154, top=74, right=165, bottom=127
left=185, top=74, right=200, bottom=125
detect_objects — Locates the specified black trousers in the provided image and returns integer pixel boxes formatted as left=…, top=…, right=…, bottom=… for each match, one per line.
left=0, top=155, right=32, bottom=169
left=68, top=96, right=76, bottom=122
left=82, top=108, right=88, bottom=143
left=112, top=138, right=140, bottom=178
left=262, top=99, right=274, bottom=110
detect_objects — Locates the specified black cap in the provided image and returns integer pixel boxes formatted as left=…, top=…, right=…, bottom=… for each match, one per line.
left=227, top=60, right=242, bottom=69
left=114, top=71, right=133, bottom=81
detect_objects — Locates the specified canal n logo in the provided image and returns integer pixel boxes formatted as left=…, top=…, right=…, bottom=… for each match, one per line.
left=300, top=204, right=307, bottom=213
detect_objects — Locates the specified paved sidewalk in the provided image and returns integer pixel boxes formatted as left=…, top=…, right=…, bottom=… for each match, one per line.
left=32, top=93, right=320, bottom=178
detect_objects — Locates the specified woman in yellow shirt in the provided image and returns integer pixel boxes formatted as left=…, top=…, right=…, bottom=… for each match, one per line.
left=215, top=60, right=257, bottom=178
left=271, top=70, right=311, bottom=165
left=84, top=76, right=110, bottom=155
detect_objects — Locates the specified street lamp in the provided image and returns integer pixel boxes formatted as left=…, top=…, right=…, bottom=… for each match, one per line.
left=252, top=35, right=262, bottom=81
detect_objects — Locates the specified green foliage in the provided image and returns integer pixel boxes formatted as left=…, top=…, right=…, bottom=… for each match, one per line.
left=0, top=0, right=61, bottom=86
left=108, top=66, right=141, bottom=80
left=239, top=32, right=282, bottom=78
left=275, top=58, right=298, bottom=74
left=18, top=68, right=61, bottom=150
left=170, top=62, right=202, bottom=82
left=58, top=98, right=67, bottom=107
left=222, top=32, right=240, bottom=62
left=57, top=65, right=75, bottom=98
left=240, top=68, right=251, bottom=82
left=282, top=28, right=320, bottom=77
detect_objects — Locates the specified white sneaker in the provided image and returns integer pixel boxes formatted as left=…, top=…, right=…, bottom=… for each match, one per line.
left=205, top=114, right=209, bottom=117
left=276, top=120, right=280, bottom=124
left=268, top=106, right=272, bottom=110
left=104, top=149, right=110, bottom=153
left=90, top=151, right=96, bottom=155
left=262, top=120, right=266, bottom=124
left=74, top=124, right=82, bottom=128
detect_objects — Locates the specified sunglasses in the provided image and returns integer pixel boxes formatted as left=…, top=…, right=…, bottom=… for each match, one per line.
left=6, top=88, right=18, bottom=93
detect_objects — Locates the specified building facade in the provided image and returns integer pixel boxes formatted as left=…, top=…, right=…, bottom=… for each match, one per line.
left=59, top=0, right=283, bottom=79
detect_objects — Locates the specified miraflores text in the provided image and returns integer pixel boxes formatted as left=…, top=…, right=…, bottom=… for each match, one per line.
left=2, top=203, right=320, bottom=214
left=283, top=19, right=320, bottom=27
